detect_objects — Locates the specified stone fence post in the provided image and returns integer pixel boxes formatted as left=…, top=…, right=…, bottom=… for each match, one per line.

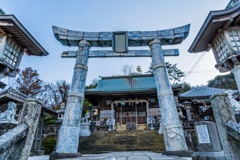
left=10, top=98, right=42, bottom=160
left=210, top=93, right=240, bottom=160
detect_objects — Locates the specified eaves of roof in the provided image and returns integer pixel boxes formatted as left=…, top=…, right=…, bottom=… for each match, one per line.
left=189, top=3, right=240, bottom=53
left=0, top=15, right=49, bottom=56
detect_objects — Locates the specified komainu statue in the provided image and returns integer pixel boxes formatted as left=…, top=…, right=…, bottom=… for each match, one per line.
left=81, top=112, right=90, bottom=123
left=0, top=101, right=17, bottom=123
left=225, top=90, right=240, bottom=112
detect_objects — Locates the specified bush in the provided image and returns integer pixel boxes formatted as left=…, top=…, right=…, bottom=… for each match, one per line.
left=41, top=138, right=56, bottom=154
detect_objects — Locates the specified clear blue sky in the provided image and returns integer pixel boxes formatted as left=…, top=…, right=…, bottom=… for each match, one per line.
left=1, top=0, right=230, bottom=86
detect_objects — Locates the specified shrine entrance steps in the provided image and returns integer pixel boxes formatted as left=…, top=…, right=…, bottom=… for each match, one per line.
left=78, top=130, right=165, bottom=154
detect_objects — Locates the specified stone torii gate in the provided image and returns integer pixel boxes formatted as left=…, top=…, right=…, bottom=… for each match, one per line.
left=52, top=24, right=191, bottom=156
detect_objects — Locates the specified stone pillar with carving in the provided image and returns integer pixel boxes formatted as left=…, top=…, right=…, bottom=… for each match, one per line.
left=56, top=40, right=91, bottom=154
left=14, top=98, right=42, bottom=160
left=149, top=39, right=190, bottom=156
left=211, top=93, right=240, bottom=160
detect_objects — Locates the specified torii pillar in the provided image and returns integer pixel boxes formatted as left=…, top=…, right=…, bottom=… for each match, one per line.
left=52, top=24, right=192, bottom=158
left=150, top=39, right=190, bottom=155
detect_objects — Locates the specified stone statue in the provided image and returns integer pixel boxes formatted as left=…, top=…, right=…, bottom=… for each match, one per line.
left=0, top=101, right=17, bottom=123
left=99, top=118, right=108, bottom=132
left=100, top=118, right=107, bottom=126
left=225, top=90, right=240, bottom=112
left=81, top=112, right=90, bottom=123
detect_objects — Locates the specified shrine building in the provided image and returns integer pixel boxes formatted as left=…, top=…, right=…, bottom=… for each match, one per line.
left=85, top=74, right=182, bottom=131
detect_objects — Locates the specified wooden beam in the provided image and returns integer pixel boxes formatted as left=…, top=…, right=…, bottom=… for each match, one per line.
left=234, top=15, right=240, bottom=26
left=223, top=19, right=233, bottom=30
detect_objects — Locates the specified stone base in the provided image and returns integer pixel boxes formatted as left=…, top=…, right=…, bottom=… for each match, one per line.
left=49, top=152, right=81, bottom=160
left=80, top=122, right=91, bottom=137
left=192, top=151, right=225, bottom=160
left=162, top=150, right=193, bottom=157
left=31, top=150, right=44, bottom=156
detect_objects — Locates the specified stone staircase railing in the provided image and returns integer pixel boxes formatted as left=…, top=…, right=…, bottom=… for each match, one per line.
left=0, top=98, right=42, bottom=160
left=225, top=120, right=240, bottom=142
left=210, top=93, right=240, bottom=160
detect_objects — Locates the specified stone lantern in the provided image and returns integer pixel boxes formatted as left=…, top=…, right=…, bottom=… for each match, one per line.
left=57, top=103, right=65, bottom=120
left=183, top=100, right=192, bottom=121
left=189, top=1, right=240, bottom=93
left=0, top=8, right=49, bottom=88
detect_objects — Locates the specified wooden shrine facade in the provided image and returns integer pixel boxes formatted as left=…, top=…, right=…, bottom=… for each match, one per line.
left=85, top=74, right=182, bottom=130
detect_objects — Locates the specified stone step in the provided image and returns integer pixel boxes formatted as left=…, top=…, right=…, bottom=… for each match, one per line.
left=78, top=130, right=165, bottom=154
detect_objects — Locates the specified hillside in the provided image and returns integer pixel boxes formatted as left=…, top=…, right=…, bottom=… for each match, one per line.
left=207, top=73, right=238, bottom=90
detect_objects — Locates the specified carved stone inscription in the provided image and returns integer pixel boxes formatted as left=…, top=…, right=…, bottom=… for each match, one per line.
left=196, top=125, right=210, bottom=144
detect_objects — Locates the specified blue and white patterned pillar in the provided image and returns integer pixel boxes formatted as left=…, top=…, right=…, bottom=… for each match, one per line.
left=56, top=40, right=91, bottom=153
left=149, top=39, right=188, bottom=151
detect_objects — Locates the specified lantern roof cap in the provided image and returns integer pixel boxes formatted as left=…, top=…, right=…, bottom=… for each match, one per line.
left=0, top=15, right=49, bottom=56
left=189, top=2, right=240, bottom=53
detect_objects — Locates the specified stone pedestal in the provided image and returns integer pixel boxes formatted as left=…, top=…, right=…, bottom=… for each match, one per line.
left=80, top=122, right=91, bottom=137
left=192, top=121, right=225, bottom=160
left=149, top=39, right=189, bottom=156
left=211, top=93, right=240, bottom=160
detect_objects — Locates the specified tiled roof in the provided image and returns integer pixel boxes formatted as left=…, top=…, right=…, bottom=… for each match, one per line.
left=226, top=0, right=240, bottom=9
left=86, top=74, right=181, bottom=92
left=0, top=87, right=57, bottom=115
left=0, top=8, right=5, bottom=15
left=0, top=87, right=28, bottom=99
left=179, top=86, right=238, bottom=98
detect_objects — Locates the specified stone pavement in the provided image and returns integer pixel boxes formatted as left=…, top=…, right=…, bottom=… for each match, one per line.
left=30, top=151, right=192, bottom=160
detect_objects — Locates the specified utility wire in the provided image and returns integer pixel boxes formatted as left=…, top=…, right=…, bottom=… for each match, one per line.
left=182, top=51, right=206, bottom=82
left=183, top=53, right=198, bottom=73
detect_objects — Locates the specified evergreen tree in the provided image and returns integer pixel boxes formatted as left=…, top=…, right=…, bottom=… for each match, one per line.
left=179, top=83, right=191, bottom=94
left=136, top=66, right=142, bottom=74
left=146, top=62, right=185, bottom=84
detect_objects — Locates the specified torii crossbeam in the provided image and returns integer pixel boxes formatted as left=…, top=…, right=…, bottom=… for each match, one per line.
left=52, top=24, right=191, bottom=156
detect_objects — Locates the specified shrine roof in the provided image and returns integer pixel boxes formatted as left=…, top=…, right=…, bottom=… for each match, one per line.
left=0, top=15, right=49, bottom=56
left=0, top=87, right=57, bottom=115
left=0, top=7, right=5, bottom=15
left=189, top=3, right=240, bottom=53
left=52, top=24, right=190, bottom=47
left=226, top=0, right=240, bottom=9
left=85, top=74, right=181, bottom=93
left=179, top=86, right=238, bottom=98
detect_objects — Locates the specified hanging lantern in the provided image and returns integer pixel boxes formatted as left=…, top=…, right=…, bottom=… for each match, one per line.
left=122, top=102, right=125, bottom=106
left=129, top=102, right=131, bottom=105
left=136, top=101, right=139, bottom=104
left=116, top=102, right=118, bottom=106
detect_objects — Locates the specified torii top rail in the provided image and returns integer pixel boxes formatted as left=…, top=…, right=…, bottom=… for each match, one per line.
left=53, top=24, right=190, bottom=58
